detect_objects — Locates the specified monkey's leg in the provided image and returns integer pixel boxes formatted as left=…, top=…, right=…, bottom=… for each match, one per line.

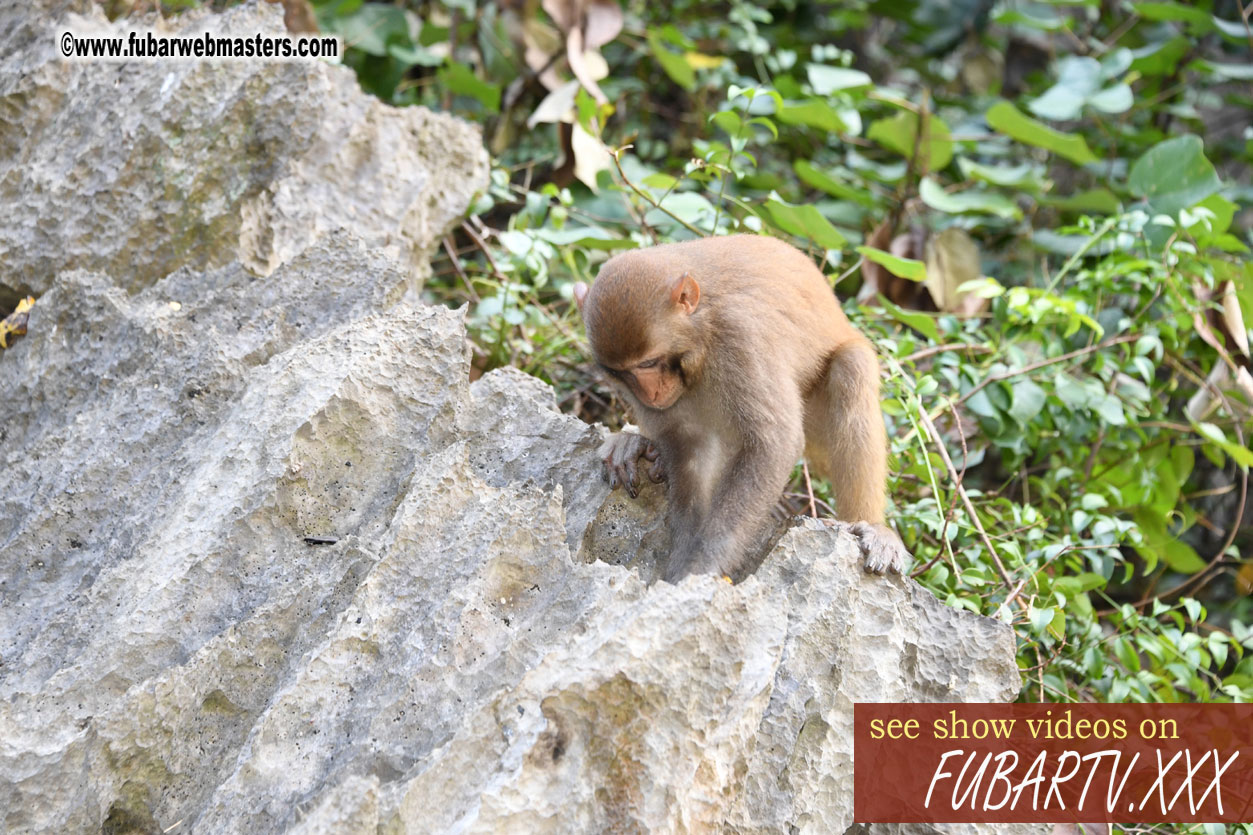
left=599, top=429, right=665, bottom=498
left=807, top=339, right=911, bottom=574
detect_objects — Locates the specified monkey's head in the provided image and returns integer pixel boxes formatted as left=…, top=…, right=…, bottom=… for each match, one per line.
left=574, top=260, right=705, bottom=412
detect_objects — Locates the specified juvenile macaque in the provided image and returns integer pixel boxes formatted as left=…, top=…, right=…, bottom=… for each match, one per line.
left=574, top=235, right=910, bottom=583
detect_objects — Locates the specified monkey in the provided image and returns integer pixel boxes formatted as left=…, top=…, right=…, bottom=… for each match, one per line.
left=574, top=234, right=911, bottom=583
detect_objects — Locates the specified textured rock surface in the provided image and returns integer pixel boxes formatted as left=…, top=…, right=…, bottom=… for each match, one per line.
left=0, top=235, right=1022, bottom=832
left=0, top=0, right=487, bottom=298
left=0, top=2, right=1026, bottom=832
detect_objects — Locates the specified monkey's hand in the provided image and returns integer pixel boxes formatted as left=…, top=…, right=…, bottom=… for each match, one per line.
left=851, top=522, right=912, bottom=575
left=598, top=429, right=665, bottom=498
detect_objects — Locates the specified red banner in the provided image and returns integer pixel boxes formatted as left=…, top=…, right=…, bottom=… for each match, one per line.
left=854, top=703, right=1253, bottom=823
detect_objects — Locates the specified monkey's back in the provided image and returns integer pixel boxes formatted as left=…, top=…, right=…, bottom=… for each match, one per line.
left=596, top=234, right=851, bottom=351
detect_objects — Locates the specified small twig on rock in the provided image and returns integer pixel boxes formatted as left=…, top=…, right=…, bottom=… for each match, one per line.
left=443, top=234, right=480, bottom=303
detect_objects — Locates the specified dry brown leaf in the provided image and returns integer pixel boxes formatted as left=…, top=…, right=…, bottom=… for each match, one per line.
left=527, top=79, right=579, bottom=127
left=1220, top=279, right=1250, bottom=360
left=265, top=0, right=318, bottom=33
left=522, top=17, right=564, bottom=89
left=571, top=123, right=612, bottom=191
left=583, top=0, right=624, bottom=49
left=924, top=227, right=986, bottom=316
left=540, top=0, right=620, bottom=103
left=1238, top=561, right=1253, bottom=596
left=541, top=0, right=577, bottom=33
left=565, top=22, right=607, bottom=103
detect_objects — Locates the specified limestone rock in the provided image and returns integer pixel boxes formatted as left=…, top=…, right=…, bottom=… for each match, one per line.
left=0, top=230, right=1024, bottom=832
left=0, top=0, right=487, bottom=297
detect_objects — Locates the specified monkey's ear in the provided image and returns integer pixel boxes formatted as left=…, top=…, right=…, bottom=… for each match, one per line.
left=670, top=273, right=700, bottom=315
left=573, top=281, right=589, bottom=312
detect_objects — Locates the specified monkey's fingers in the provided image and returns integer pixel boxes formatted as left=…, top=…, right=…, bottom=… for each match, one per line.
left=622, top=455, right=640, bottom=498
left=851, top=521, right=912, bottom=575
left=647, top=459, right=666, bottom=483
left=643, top=444, right=659, bottom=461
left=604, top=458, right=634, bottom=496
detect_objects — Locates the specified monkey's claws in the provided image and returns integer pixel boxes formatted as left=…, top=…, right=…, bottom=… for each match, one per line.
left=851, top=522, right=912, bottom=575
left=599, top=431, right=663, bottom=498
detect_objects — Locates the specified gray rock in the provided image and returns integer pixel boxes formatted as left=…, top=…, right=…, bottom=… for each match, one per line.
left=0, top=231, right=1024, bottom=833
left=0, top=0, right=487, bottom=297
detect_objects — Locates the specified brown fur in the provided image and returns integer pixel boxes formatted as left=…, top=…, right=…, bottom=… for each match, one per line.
left=578, top=235, right=909, bottom=581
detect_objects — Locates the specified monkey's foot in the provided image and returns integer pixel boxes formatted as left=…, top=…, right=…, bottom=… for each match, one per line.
left=851, top=522, right=912, bottom=575
left=598, top=430, right=665, bottom=498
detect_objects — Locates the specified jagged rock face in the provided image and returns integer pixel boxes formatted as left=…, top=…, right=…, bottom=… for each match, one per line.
left=0, top=2, right=1023, bottom=833
left=0, top=238, right=1020, bottom=833
left=0, top=1, right=487, bottom=299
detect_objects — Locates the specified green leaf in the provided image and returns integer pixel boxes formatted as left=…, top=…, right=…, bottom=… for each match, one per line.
left=1134, top=509, right=1207, bottom=573
left=776, top=99, right=848, bottom=133
left=918, top=177, right=1022, bottom=219
left=648, top=29, right=695, bottom=91
left=1042, top=188, right=1120, bottom=214
left=794, top=160, right=874, bottom=206
left=1128, top=135, right=1221, bottom=216
left=761, top=198, right=847, bottom=249
left=855, top=246, right=926, bottom=280
left=1029, top=605, right=1056, bottom=634
left=806, top=64, right=872, bottom=94
left=1129, top=36, right=1190, bottom=76
left=1198, top=60, right=1253, bottom=81
left=1193, top=421, right=1253, bottom=468
left=641, top=173, right=679, bottom=190
left=710, top=110, right=743, bottom=138
left=878, top=297, right=940, bottom=341
left=867, top=112, right=953, bottom=172
left=985, top=101, right=1097, bottom=166
left=957, top=159, right=1045, bottom=189
left=644, top=192, right=716, bottom=230
left=1131, top=1, right=1215, bottom=32
left=994, top=7, right=1066, bottom=30
left=1009, top=379, right=1047, bottom=423
left=533, top=227, right=636, bottom=250
left=1026, top=55, right=1133, bottom=119
left=1191, top=193, right=1236, bottom=235
left=1087, top=84, right=1133, bottom=114
left=388, top=41, right=443, bottom=67
left=326, top=3, right=408, bottom=57
left=437, top=61, right=501, bottom=112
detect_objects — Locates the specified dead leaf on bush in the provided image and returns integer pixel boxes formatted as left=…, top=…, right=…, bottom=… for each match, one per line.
left=571, top=123, right=613, bottom=190
left=925, top=227, right=986, bottom=316
left=541, top=0, right=622, bottom=103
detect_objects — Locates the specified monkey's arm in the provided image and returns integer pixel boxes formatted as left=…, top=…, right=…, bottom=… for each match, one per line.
left=664, top=381, right=803, bottom=582
left=599, top=429, right=664, bottom=498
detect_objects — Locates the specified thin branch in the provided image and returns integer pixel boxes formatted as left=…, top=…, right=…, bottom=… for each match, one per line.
left=916, top=405, right=1017, bottom=597
left=958, top=334, right=1139, bottom=405
left=443, top=234, right=480, bottom=303
left=610, top=145, right=706, bottom=237
left=901, top=343, right=994, bottom=364
left=801, top=461, right=818, bottom=518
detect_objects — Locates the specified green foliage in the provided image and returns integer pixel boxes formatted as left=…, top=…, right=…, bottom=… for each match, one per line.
left=317, top=0, right=1253, bottom=711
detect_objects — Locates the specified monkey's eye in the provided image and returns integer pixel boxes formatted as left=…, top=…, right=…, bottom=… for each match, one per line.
left=636, top=358, right=661, bottom=369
